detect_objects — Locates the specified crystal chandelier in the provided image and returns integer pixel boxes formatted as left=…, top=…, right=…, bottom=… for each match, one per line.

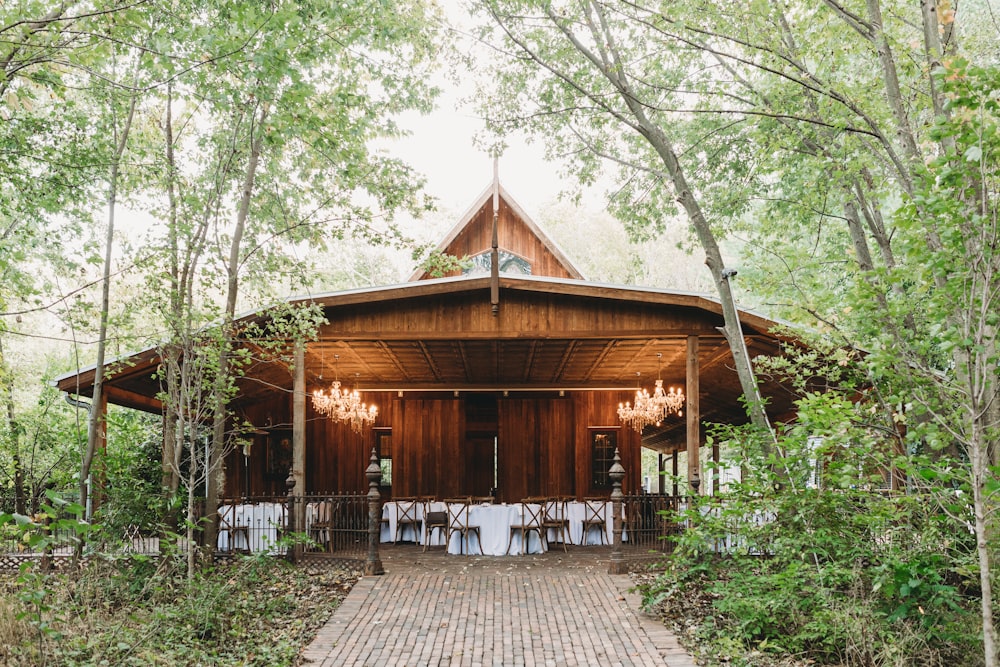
left=617, top=354, right=684, bottom=432
left=312, top=355, right=378, bottom=433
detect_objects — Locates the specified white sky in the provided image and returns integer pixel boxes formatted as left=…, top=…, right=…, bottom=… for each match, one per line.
left=387, top=1, right=599, bottom=224
left=390, top=86, right=578, bottom=225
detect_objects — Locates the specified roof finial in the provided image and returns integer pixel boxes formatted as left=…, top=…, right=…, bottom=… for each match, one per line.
left=491, top=157, right=500, bottom=316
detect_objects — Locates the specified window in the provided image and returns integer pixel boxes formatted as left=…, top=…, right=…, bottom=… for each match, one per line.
left=375, top=428, right=392, bottom=488
left=590, top=428, right=619, bottom=490
left=462, top=249, right=532, bottom=276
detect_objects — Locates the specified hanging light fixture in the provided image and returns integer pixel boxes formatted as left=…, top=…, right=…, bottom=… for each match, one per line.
left=312, top=354, right=378, bottom=433
left=617, top=353, right=685, bottom=432
left=617, top=372, right=648, bottom=431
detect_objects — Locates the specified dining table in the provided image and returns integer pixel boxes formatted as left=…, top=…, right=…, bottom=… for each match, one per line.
left=381, top=499, right=618, bottom=554
left=217, top=502, right=286, bottom=554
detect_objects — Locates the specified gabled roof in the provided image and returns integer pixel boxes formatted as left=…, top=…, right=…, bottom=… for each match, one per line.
left=407, top=182, right=585, bottom=282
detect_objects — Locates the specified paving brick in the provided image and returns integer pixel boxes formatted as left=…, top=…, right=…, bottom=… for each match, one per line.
left=301, top=545, right=698, bottom=666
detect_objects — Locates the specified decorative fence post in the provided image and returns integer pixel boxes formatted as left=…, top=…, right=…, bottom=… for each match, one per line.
left=286, top=471, right=301, bottom=563
left=608, top=447, right=627, bottom=574
left=365, top=447, right=385, bottom=576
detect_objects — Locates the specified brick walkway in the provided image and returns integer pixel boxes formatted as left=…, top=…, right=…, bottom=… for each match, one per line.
left=300, top=545, right=697, bottom=667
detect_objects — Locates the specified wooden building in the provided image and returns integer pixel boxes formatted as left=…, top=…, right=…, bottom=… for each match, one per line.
left=55, top=182, right=798, bottom=503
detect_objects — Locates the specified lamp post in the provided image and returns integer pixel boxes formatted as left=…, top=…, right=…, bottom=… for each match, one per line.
left=365, top=447, right=385, bottom=576
left=608, top=447, right=627, bottom=575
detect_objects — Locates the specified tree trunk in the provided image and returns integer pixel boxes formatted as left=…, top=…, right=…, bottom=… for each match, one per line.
left=2, top=349, right=26, bottom=515
left=972, top=419, right=998, bottom=667
left=80, top=56, right=141, bottom=519
left=204, top=101, right=269, bottom=555
left=545, top=2, right=775, bottom=444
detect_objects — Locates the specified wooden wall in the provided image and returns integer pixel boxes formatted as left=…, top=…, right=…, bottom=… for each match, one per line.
left=224, top=389, right=642, bottom=500
left=391, top=398, right=464, bottom=498
left=425, top=199, right=576, bottom=280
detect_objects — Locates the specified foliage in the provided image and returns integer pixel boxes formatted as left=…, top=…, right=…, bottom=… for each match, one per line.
left=0, top=552, right=360, bottom=667
left=642, top=391, right=982, bottom=665
left=98, top=410, right=167, bottom=537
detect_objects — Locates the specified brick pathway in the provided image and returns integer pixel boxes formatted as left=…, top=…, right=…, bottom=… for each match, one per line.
left=300, top=546, right=697, bottom=667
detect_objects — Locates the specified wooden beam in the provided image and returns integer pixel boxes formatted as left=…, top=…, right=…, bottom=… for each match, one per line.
left=686, top=335, right=701, bottom=494
left=103, top=385, right=164, bottom=413
left=458, top=341, right=473, bottom=383
left=375, top=340, right=411, bottom=382
left=552, top=340, right=579, bottom=383
left=417, top=340, right=443, bottom=383
left=582, top=340, right=621, bottom=382
left=521, top=340, right=538, bottom=383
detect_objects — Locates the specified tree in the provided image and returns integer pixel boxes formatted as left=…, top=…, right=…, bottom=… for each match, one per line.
left=130, top=0, right=441, bottom=560
left=475, top=0, right=998, bottom=662
left=477, top=0, right=776, bottom=443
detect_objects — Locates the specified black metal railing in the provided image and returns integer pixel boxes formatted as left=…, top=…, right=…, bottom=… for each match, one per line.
left=217, top=494, right=366, bottom=560
left=622, top=493, right=684, bottom=553
left=295, top=493, right=368, bottom=559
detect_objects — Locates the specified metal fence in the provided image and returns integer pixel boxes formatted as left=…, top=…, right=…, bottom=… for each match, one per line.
left=215, top=493, right=369, bottom=561
left=622, top=493, right=684, bottom=553
left=298, top=493, right=369, bottom=560
left=3, top=492, right=684, bottom=569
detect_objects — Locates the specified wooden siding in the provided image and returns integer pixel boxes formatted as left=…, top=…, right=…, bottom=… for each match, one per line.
left=224, top=390, right=641, bottom=501
left=391, top=398, right=464, bottom=499
left=321, top=290, right=726, bottom=341
left=414, top=199, right=576, bottom=281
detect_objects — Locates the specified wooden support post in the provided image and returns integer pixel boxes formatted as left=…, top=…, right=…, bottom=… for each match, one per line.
left=608, top=447, right=627, bottom=574
left=365, top=447, right=385, bottom=576
left=657, top=452, right=665, bottom=494
left=686, top=335, right=701, bottom=495
left=490, top=158, right=500, bottom=316
left=290, top=340, right=306, bottom=563
left=672, top=450, right=679, bottom=497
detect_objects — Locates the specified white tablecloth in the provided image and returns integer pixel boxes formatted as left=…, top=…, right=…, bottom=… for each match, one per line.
left=564, top=501, right=615, bottom=545
left=381, top=501, right=546, bottom=555
left=217, top=502, right=285, bottom=554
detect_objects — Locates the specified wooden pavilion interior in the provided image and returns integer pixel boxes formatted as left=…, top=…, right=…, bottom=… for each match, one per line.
left=56, top=181, right=800, bottom=505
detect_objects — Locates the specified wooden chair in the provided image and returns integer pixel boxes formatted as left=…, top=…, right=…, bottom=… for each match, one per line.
left=506, top=499, right=547, bottom=555
left=307, top=500, right=334, bottom=553
left=444, top=498, right=482, bottom=555
left=393, top=497, right=422, bottom=544
left=422, top=500, right=448, bottom=552
left=219, top=503, right=250, bottom=554
left=541, top=497, right=571, bottom=551
left=581, top=497, right=610, bottom=545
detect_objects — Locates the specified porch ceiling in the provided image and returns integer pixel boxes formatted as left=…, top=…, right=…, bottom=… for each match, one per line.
left=233, top=332, right=794, bottom=453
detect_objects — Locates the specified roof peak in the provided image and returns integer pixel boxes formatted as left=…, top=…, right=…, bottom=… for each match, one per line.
left=408, top=180, right=584, bottom=282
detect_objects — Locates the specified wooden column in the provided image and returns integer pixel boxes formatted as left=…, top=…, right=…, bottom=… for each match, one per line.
left=672, top=450, right=679, bottom=497
left=290, top=340, right=306, bottom=563
left=657, top=452, right=665, bottom=494
left=686, top=335, right=700, bottom=495
left=713, top=440, right=720, bottom=495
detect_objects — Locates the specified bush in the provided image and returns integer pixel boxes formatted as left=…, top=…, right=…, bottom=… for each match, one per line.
left=641, top=395, right=982, bottom=666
